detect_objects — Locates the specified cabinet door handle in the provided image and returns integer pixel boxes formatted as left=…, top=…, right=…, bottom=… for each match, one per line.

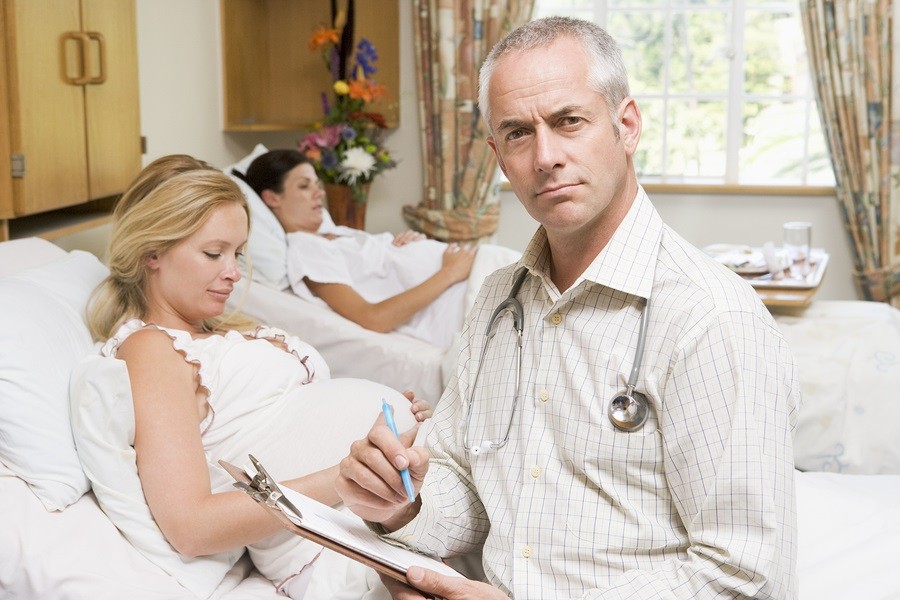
left=61, top=31, right=91, bottom=85
left=86, top=31, right=107, bottom=84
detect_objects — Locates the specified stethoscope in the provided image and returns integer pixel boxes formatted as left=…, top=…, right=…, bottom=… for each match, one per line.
left=463, top=268, right=651, bottom=456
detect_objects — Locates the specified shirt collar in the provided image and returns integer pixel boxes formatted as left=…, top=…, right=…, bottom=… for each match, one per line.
left=518, top=186, right=662, bottom=300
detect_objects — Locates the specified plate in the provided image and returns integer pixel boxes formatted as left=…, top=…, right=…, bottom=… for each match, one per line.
left=703, top=244, right=790, bottom=276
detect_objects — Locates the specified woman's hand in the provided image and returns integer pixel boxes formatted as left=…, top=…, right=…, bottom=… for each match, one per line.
left=404, top=390, right=432, bottom=422
left=440, top=243, right=478, bottom=284
left=392, top=230, right=427, bottom=247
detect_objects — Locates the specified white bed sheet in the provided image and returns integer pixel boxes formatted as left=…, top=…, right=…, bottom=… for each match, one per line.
left=5, top=458, right=899, bottom=599
left=796, top=470, right=900, bottom=600
left=0, top=461, right=279, bottom=599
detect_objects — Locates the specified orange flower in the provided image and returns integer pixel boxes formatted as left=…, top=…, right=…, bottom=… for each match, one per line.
left=348, top=80, right=385, bottom=103
left=308, top=26, right=339, bottom=51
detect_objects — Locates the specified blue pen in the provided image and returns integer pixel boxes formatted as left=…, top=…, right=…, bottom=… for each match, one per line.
left=381, top=399, right=416, bottom=503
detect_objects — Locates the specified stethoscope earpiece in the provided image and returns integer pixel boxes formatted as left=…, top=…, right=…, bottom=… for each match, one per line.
left=469, top=440, right=494, bottom=456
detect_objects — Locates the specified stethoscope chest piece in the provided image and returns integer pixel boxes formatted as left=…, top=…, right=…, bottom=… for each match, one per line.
left=608, top=390, right=649, bottom=432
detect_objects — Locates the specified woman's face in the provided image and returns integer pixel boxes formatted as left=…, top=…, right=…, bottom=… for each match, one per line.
left=145, top=202, right=248, bottom=331
left=270, top=163, right=326, bottom=233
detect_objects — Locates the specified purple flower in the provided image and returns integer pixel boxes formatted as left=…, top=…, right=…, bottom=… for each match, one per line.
left=321, top=150, right=339, bottom=170
left=354, top=38, right=378, bottom=77
left=341, top=126, right=357, bottom=141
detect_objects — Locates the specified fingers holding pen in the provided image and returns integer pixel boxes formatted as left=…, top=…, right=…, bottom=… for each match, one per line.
left=336, top=413, right=429, bottom=522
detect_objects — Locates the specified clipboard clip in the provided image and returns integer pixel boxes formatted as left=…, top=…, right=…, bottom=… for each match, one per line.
left=232, top=454, right=303, bottom=521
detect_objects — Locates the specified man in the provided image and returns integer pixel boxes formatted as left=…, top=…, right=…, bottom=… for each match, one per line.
left=336, top=16, right=799, bottom=599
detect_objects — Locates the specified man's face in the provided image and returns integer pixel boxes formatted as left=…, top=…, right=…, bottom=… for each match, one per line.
left=486, top=37, right=641, bottom=243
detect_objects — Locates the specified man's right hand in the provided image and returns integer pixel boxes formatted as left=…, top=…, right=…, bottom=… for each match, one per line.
left=336, top=413, right=430, bottom=530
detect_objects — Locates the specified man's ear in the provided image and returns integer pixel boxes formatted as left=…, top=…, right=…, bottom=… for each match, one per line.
left=617, top=97, right=642, bottom=155
left=260, top=189, right=280, bottom=209
left=486, top=136, right=509, bottom=178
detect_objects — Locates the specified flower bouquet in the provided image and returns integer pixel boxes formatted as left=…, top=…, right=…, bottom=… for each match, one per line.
left=299, top=21, right=396, bottom=205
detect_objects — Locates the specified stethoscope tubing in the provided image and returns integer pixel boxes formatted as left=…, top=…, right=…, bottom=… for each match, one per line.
left=463, top=268, right=650, bottom=455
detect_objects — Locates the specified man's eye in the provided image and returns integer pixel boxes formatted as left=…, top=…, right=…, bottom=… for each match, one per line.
left=506, top=129, right=527, bottom=141
left=561, top=116, right=582, bottom=126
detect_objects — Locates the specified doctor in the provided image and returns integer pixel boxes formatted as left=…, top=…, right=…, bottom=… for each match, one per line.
left=336, top=16, right=800, bottom=599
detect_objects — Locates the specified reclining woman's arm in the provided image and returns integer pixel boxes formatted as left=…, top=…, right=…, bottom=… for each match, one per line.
left=306, top=243, right=477, bottom=334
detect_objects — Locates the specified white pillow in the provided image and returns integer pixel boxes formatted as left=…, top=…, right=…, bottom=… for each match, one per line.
left=774, top=301, right=900, bottom=474
left=224, top=143, right=337, bottom=290
left=0, top=250, right=108, bottom=511
left=223, top=143, right=290, bottom=290
left=69, top=355, right=240, bottom=598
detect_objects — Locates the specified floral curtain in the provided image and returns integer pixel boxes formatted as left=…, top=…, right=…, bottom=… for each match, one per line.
left=403, top=0, right=535, bottom=242
left=800, top=0, right=900, bottom=307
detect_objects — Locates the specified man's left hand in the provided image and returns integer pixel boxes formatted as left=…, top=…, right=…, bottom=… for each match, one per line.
left=381, top=567, right=509, bottom=600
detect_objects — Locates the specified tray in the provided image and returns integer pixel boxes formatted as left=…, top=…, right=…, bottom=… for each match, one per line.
left=743, top=249, right=829, bottom=290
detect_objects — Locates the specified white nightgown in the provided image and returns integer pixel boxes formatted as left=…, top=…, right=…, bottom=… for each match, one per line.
left=285, top=228, right=467, bottom=348
left=102, top=319, right=413, bottom=599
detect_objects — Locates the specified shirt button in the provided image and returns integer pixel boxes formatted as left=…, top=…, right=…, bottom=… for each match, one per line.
left=550, top=313, right=563, bottom=325
left=538, top=389, right=550, bottom=402
left=530, top=466, right=541, bottom=478
left=522, top=545, right=532, bottom=558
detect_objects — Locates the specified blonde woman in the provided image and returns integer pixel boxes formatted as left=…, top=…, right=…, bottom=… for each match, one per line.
left=85, top=158, right=429, bottom=598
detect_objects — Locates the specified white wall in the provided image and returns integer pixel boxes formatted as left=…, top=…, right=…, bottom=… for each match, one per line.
left=58, top=0, right=859, bottom=302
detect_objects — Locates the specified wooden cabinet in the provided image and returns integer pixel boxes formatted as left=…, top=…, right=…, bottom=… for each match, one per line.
left=0, top=0, right=141, bottom=240
left=220, top=0, right=399, bottom=132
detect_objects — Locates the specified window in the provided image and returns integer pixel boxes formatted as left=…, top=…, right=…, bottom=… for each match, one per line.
left=532, top=0, right=834, bottom=187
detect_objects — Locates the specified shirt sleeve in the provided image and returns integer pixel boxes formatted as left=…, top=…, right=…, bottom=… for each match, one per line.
left=381, top=319, right=492, bottom=558
left=285, top=231, right=354, bottom=300
left=578, top=308, right=799, bottom=599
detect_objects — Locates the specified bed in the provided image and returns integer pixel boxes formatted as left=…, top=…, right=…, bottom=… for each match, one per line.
left=222, top=143, right=522, bottom=402
left=2, top=236, right=900, bottom=599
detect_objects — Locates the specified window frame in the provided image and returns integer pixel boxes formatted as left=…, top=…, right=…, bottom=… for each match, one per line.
left=521, top=0, right=836, bottom=195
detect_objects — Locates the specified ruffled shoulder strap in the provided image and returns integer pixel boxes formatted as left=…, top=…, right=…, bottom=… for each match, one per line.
left=101, top=318, right=199, bottom=363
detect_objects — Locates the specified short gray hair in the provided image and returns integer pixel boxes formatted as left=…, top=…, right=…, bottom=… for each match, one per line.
left=477, top=16, right=630, bottom=133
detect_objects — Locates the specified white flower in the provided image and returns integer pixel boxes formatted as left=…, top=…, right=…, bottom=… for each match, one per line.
left=338, top=147, right=377, bottom=186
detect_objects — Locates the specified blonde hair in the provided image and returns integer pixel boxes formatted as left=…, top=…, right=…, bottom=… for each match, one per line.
left=113, top=154, right=215, bottom=220
left=88, top=166, right=256, bottom=341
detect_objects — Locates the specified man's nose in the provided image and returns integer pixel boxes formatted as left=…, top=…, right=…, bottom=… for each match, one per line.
left=533, top=130, right=564, bottom=172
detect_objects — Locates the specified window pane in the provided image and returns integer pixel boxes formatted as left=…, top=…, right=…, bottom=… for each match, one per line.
left=634, top=98, right=664, bottom=178
left=666, top=99, right=727, bottom=179
left=668, top=10, right=730, bottom=94
left=741, top=99, right=809, bottom=185
left=607, top=12, right=666, bottom=95
left=534, top=0, right=593, bottom=19
left=806, top=107, right=836, bottom=186
left=744, top=9, right=810, bottom=97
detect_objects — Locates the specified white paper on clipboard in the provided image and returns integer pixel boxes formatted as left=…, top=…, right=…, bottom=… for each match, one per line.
left=275, top=485, right=463, bottom=579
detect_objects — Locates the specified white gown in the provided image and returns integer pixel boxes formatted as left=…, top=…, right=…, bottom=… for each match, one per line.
left=103, top=319, right=412, bottom=599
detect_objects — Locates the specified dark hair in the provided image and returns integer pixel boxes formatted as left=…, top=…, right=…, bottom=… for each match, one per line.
left=239, top=150, right=311, bottom=198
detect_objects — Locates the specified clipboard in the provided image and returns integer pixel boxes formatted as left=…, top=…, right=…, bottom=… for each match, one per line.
left=219, top=455, right=462, bottom=586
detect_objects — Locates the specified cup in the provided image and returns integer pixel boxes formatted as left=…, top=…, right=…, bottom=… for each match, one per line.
left=783, top=221, right=812, bottom=274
